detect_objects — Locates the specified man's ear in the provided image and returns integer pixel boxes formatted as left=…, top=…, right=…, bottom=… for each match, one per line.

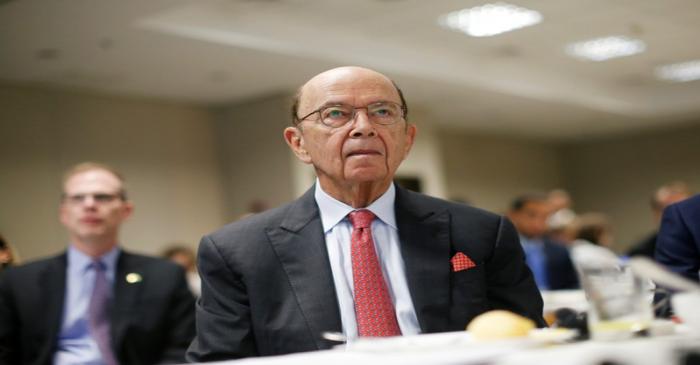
left=403, top=123, right=417, bottom=157
left=121, top=202, right=134, bottom=220
left=284, top=127, right=312, bottom=164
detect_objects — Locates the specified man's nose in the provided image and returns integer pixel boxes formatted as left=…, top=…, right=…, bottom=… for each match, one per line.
left=349, top=109, right=376, bottom=137
left=82, top=195, right=98, bottom=207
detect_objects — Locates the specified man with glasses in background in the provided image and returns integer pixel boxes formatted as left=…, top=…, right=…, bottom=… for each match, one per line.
left=0, top=162, right=195, bottom=365
left=187, top=66, right=545, bottom=361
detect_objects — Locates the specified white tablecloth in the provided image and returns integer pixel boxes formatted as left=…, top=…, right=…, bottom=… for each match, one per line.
left=195, top=330, right=700, bottom=365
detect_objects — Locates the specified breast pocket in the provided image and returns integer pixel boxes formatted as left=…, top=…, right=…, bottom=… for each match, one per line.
left=450, top=266, right=489, bottom=328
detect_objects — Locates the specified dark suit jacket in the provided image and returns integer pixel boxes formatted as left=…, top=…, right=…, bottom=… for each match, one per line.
left=187, top=186, right=545, bottom=361
left=0, top=250, right=196, bottom=365
left=543, top=239, right=579, bottom=290
left=655, top=194, right=700, bottom=282
left=627, top=232, right=658, bottom=258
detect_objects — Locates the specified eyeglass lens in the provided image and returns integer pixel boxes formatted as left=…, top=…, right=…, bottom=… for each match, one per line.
left=65, top=193, right=121, bottom=204
left=320, top=102, right=402, bottom=128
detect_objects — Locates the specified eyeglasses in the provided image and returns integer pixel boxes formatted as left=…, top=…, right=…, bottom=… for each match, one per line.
left=62, top=193, right=125, bottom=205
left=295, top=101, right=406, bottom=128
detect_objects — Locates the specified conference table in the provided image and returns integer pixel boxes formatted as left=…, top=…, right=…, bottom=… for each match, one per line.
left=197, top=290, right=700, bottom=365
left=199, top=329, right=700, bottom=365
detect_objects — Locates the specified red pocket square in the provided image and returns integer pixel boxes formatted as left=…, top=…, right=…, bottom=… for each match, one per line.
left=451, top=252, right=476, bottom=272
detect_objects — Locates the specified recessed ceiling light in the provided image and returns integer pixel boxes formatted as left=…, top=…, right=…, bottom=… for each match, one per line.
left=655, top=60, right=700, bottom=82
left=438, top=2, right=542, bottom=37
left=565, top=36, right=646, bottom=62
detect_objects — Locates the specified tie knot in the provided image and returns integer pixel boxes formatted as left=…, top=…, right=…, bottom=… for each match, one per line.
left=90, top=260, right=106, bottom=271
left=348, top=209, right=375, bottom=229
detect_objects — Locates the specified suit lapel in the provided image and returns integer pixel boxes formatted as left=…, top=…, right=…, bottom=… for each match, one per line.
left=395, top=187, right=451, bottom=333
left=38, top=254, right=67, bottom=361
left=266, top=187, right=342, bottom=349
left=111, top=251, right=142, bottom=351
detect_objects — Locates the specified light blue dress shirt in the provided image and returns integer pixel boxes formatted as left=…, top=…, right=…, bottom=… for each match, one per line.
left=315, top=181, right=420, bottom=342
left=519, top=235, right=549, bottom=290
left=54, top=245, right=120, bottom=365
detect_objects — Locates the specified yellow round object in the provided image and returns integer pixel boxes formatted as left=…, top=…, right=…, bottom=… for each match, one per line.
left=467, top=310, right=536, bottom=340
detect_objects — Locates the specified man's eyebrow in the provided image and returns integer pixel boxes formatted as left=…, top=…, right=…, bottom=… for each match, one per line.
left=314, top=99, right=397, bottom=108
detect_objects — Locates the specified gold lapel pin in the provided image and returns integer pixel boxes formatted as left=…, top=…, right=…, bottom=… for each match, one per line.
left=126, top=273, right=142, bottom=284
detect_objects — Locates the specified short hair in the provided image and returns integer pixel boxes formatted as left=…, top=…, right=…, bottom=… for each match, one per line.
left=651, top=181, right=690, bottom=211
left=162, top=245, right=195, bottom=260
left=574, top=213, right=610, bottom=245
left=290, top=79, right=409, bottom=125
left=510, top=192, right=550, bottom=212
left=61, top=162, right=128, bottom=200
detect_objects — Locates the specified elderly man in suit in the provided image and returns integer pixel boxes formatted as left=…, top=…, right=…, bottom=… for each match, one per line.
left=0, top=162, right=196, bottom=365
left=187, top=66, right=545, bottom=361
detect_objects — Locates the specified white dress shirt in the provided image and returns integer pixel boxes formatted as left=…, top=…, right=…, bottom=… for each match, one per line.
left=54, top=245, right=120, bottom=365
left=314, top=181, right=420, bottom=342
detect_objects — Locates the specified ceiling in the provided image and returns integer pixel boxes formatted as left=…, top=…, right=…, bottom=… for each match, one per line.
left=1, top=0, right=699, bottom=140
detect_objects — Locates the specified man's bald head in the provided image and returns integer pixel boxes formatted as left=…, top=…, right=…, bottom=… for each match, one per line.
left=290, top=66, right=408, bottom=125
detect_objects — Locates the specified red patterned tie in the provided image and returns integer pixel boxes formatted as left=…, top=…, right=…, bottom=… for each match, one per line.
left=348, top=209, right=401, bottom=337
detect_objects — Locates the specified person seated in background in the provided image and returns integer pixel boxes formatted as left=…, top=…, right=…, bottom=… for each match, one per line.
left=507, top=193, right=579, bottom=290
left=162, top=245, right=201, bottom=297
left=627, top=181, right=691, bottom=258
left=546, top=189, right=577, bottom=245
left=0, top=162, right=196, bottom=365
left=0, top=234, right=20, bottom=272
left=570, top=213, right=614, bottom=249
left=186, top=66, right=545, bottom=361
left=655, top=194, right=699, bottom=282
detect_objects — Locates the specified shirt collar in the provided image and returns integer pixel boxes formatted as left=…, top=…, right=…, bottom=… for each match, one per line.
left=519, top=235, right=544, bottom=247
left=67, top=244, right=121, bottom=274
left=314, top=179, right=397, bottom=232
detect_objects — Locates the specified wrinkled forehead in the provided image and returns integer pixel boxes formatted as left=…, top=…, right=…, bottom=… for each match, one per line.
left=299, top=67, right=400, bottom=112
left=63, top=169, right=123, bottom=194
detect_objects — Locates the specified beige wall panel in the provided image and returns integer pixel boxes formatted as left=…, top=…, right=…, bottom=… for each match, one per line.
left=0, top=85, right=227, bottom=261
left=438, top=130, right=564, bottom=215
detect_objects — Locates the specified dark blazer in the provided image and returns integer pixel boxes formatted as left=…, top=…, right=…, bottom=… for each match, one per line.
left=627, top=232, right=658, bottom=258
left=543, top=239, right=579, bottom=290
left=0, top=250, right=196, bottom=365
left=187, top=186, right=545, bottom=361
left=655, top=194, right=700, bottom=282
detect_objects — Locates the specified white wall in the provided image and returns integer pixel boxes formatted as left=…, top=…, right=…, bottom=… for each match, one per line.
left=0, top=85, right=228, bottom=261
left=562, top=123, right=700, bottom=250
left=214, top=94, right=296, bottom=218
left=436, top=123, right=700, bottom=252
left=3, top=83, right=700, bottom=260
left=438, top=130, right=565, bottom=214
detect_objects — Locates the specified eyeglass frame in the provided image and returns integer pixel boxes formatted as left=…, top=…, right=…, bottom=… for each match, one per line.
left=61, top=192, right=128, bottom=205
left=293, top=101, right=408, bottom=128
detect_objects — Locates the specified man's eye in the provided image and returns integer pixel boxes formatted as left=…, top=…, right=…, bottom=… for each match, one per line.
left=369, top=104, right=397, bottom=118
left=323, top=107, right=350, bottom=119
left=69, top=194, right=85, bottom=203
left=373, top=108, right=390, bottom=116
left=94, top=194, right=114, bottom=202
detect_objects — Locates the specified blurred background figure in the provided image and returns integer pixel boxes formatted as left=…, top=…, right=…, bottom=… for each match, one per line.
left=0, top=162, right=195, bottom=364
left=546, top=189, right=577, bottom=245
left=0, top=234, right=20, bottom=271
left=162, top=245, right=201, bottom=297
left=570, top=213, right=614, bottom=249
left=507, top=193, right=579, bottom=290
left=627, top=181, right=691, bottom=258
left=655, top=194, right=700, bottom=282
left=237, top=199, right=271, bottom=221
